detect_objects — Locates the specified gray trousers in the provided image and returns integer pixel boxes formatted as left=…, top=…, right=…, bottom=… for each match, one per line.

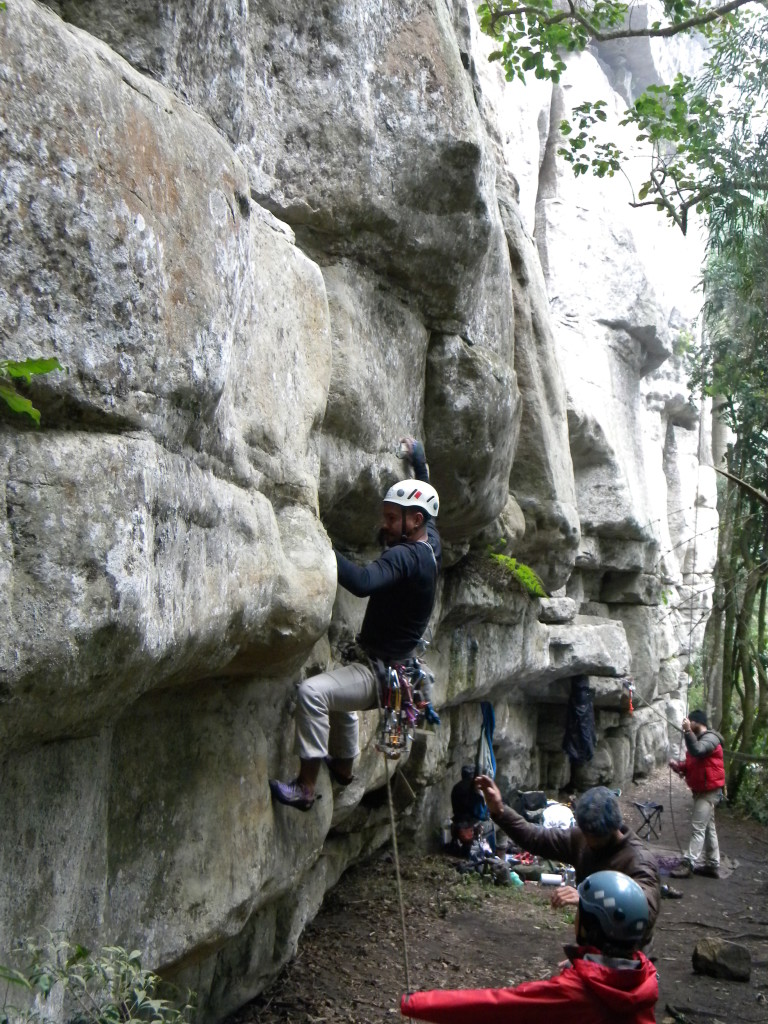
left=295, top=662, right=378, bottom=761
left=685, top=789, right=721, bottom=867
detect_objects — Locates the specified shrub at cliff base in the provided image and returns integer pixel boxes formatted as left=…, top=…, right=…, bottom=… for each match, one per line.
left=0, top=937, right=195, bottom=1024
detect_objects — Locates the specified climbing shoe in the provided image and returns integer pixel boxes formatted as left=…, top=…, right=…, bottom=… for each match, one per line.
left=660, top=883, right=684, bottom=899
left=324, top=757, right=354, bottom=787
left=269, top=778, right=316, bottom=811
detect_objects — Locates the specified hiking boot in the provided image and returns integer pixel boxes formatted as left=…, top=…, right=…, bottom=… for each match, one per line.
left=269, top=778, right=316, bottom=811
left=693, top=864, right=720, bottom=879
left=670, top=859, right=692, bottom=879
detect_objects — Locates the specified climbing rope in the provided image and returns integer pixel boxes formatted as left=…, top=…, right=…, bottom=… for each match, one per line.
left=627, top=685, right=687, bottom=853
left=382, top=757, right=412, bottom=1001
left=374, top=677, right=413, bottom=1014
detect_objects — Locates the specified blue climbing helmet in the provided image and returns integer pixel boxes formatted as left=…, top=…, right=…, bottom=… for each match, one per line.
left=577, top=870, right=649, bottom=951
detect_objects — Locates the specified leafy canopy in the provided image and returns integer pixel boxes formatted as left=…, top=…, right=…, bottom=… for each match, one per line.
left=478, top=0, right=765, bottom=234
left=691, top=210, right=768, bottom=442
left=478, top=0, right=750, bottom=84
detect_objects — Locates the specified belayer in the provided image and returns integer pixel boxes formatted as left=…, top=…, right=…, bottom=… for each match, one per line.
left=474, top=775, right=660, bottom=949
left=269, top=438, right=441, bottom=810
left=669, top=708, right=725, bottom=879
left=401, top=870, right=658, bottom=1023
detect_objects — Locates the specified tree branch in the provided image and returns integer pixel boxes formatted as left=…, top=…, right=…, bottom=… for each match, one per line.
left=590, top=0, right=753, bottom=41
left=715, top=467, right=768, bottom=508
left=487, top=0, right=754, bottom=42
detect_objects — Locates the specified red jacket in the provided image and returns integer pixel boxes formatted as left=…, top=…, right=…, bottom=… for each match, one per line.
left=401, top=949, right=658, bottom=1024
left=672, top=729, right=725, bottom=793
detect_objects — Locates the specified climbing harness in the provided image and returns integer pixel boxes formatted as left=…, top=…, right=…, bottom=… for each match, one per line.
left=376, top=657, right=439, bottom=759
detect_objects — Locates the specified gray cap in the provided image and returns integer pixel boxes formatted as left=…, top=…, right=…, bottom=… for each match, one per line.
left=574, top=786, right=623, bottom=836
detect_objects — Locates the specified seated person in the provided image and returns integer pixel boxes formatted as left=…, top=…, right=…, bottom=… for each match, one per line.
left=448, top=765, right=489, bottom=852
left=401, top=870, right=658, bottom=1023
left=475, top=775, right=660, bottom=946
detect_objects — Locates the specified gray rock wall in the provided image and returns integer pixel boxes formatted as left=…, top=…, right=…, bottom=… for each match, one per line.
left=2, top=0, right=714, bottom=1017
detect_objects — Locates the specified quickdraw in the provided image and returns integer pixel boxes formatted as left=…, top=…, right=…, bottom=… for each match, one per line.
left=621, top=677, right=635, bottom=715
left=376, top=658, right=438, bottom=759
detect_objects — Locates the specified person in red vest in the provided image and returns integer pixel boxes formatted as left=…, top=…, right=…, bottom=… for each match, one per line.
left=400, top=870, right=658, bottom=1024
left=669, top=709, right=725, bottom=879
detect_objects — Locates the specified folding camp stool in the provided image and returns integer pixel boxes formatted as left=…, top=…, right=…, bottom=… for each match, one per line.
left=634, top=800, right=663, bottom=840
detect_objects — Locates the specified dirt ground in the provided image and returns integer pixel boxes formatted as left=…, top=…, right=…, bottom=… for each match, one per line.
left=231, top=767, right=768, bottom=1024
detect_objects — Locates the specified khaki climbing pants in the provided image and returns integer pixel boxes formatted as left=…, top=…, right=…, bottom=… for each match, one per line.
left=685, top=789, right=721, bottom=868
left=295, top=662, right=378, bottom=761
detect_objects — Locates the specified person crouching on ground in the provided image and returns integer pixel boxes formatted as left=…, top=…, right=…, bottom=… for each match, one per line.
left=669, top=709, right=725, bottom=879
left=268, top=438, right=441, bottom=811
left=474, top=775, right=660, bottom=948
left=401, top=869, right=658, bottom=1023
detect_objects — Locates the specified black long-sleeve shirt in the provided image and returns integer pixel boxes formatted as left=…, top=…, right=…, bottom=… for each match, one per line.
left=335, top=520, right=441, bottom=662
left=335, top=444, right=440, bottom=662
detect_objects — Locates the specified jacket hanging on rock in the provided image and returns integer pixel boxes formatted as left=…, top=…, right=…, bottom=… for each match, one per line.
left=562, top=674, right=596, bottom=764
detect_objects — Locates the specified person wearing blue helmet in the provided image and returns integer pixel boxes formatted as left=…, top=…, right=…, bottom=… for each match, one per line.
left=401, top=870, right=658, bottom=1023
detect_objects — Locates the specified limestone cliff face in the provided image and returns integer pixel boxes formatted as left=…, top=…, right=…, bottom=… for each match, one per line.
left=1, top=1, right=713, bottom=1017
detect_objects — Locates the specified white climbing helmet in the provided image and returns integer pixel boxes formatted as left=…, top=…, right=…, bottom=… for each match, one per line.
left=383, top=479, right=439, bottom=519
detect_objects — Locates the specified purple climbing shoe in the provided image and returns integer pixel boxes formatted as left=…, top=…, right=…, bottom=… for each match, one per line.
left=269, top=778, right=316, bottom=811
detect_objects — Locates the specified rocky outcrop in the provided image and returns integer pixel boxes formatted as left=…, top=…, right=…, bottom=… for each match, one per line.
left=1, top=1, right=714, bottom=1018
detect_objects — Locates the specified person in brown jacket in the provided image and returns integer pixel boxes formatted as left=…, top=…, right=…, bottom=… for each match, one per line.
left=475, top=776, right=660, bottom=944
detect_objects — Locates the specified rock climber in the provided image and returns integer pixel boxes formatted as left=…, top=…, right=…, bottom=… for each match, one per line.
left=269, top=438, right=441, bottom=811
left=401, top=869, right=658, bottom=1023
left=669, top=709, right=725, bottom=879
left=474, top=775, right=660, bottom=946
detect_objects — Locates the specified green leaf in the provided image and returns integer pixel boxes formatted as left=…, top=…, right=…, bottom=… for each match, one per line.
left=1, top=357, right=63, bottom=383
left=0, top=965, right=33, bottom=990
left=0, top=383, right=41, bottom=424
